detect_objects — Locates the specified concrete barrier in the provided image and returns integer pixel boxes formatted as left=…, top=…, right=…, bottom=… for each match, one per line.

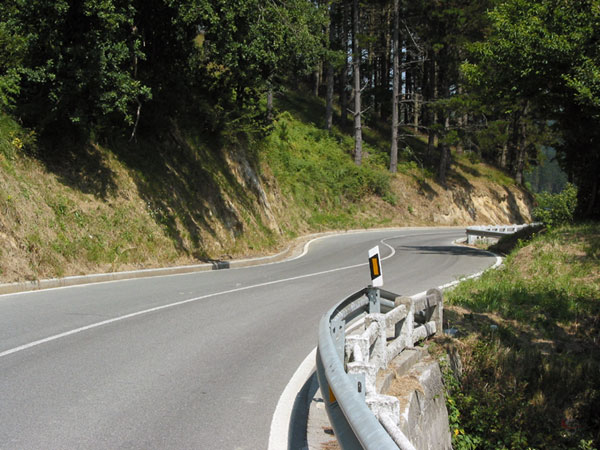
left=465, top=223, right=541, bottom=244
left=316, top=287, right=451, bottom=450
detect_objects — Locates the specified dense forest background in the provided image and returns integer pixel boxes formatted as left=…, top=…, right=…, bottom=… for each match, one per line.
left=1, top=0, right=599, bottom=217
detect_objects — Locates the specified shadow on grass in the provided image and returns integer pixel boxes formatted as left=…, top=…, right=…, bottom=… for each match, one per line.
left=454, top=161, right=481, bottom=178
left=109, top=125, right=266, bottom=259
left=275, top=91, right=327, bottom=129
left=441, top=304, right=600, bottom=449
left=36, top=137, right=119, bottom=201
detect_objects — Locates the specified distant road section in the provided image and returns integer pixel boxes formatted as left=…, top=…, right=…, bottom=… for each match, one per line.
left=0, top=228, right=496, bottom=449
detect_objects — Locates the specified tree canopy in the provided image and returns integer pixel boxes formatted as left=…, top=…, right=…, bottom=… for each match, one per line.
left=0, top=0, right=325, bottom=137
left=1, top=0, right=599, bottom=217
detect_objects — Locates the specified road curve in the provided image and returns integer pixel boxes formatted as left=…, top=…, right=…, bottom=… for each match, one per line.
left=0, top=228, right=495, bottom=449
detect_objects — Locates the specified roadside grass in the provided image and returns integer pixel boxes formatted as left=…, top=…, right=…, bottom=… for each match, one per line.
left=261, top=106, right=394, bottom=231
left=439, top=223, right=600, bottom=450
left=454, top=152, right=516, bottom=188
left=0, top=91, right=534, bottom=282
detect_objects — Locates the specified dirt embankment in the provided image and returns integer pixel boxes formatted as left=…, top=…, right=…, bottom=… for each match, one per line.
left=0, top=133, right=532, bottom=283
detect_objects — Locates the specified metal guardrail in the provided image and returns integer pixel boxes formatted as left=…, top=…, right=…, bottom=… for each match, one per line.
left=465, top=223, right=541, bottom=244
left=316, top=287, right=443, bottom=450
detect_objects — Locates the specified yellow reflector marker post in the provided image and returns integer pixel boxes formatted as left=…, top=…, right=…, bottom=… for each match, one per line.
left=368, top=246, right=383, bottom=287
left=369, top=255, right=380, bottom=277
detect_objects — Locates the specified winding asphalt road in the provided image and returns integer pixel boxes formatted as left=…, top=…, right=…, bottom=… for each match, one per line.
left=0, top=228, right=496, bottom=449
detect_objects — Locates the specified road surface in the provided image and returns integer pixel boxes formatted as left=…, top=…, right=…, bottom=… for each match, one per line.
left=0, top=228, right=496, bottom=449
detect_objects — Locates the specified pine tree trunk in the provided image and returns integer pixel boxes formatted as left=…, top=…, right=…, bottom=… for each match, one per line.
left=389, top=0, right=400, bottom=173
left=266, top=85, right=273, bottom=121
left=586, top=179, right=598, bottom=217
left=405, top=68, right=412, bottom=125
left=513, top=102, right=529, bottom=186
left=353, top=0, right=362, bottom=166
left=340, top=1, right=350, bottom=126
left=427, top=58, right=438, bottom=160
left=414, top=92, right=420, bottom=132
left=438, top=115, right=450, bottom=186
left=456, top=87, right=465, bottom=154
left=314, top=63, right=321, bottom=97
left=325, top=6, right=334, bottom=131
left=500, top=140, right=508, bottom=169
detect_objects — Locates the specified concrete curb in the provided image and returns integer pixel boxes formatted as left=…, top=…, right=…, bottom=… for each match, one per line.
left=0, top=227, right=453, bottom=296
left=0, top=233, right=307, bottom=296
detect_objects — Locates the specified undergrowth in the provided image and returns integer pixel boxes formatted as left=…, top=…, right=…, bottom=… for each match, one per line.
left=441, top=224, right=600, bottom=449
left=262, top=110, right=394, bottom=229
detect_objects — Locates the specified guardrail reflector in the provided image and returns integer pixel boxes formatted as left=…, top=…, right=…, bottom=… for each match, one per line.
left=329, top=386, right=336, bottom=403
left=368, top=246, right=383, bottom=287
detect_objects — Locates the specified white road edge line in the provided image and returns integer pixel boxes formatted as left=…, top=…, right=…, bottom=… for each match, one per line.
left=268, top=347, right=316, bottom=450
left=0, top=235, right=402, bottom=360
left=267, top=318, right=367, bottom=450
left=267, top=236, right=400, bottom=450
left=268, top=237, right=502, bottom=450
left=0, top=228, right=454, bottom=300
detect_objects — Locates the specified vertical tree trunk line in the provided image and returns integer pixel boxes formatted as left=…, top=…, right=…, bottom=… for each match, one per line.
left=389, top=0, right=400, bottom=173
left=266, top=82, right=273, bottom=120
left=325, top=3, right=335, bottom=131
left=352, top=0, right=362, bottom=166
left=426, top=56, right=438, bottom=161
left=340, top=1, right=350, bottom=126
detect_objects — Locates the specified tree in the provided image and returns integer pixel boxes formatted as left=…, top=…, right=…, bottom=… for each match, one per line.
left=351, top=0, right=362, bottom=165
left=7, top=0, right=150, bottom=138
left=0, top=10, right=25, bottom=112
left=389, top=0, right=400, bottom=172
left=463, top=0, right=600, bottom=216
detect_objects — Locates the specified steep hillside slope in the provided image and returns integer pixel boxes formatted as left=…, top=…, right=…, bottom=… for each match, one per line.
left=0, top=97, right=532, bottom=283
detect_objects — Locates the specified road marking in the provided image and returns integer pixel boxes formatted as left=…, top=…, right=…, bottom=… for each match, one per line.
left=268, top=348, right=316, bottom=450
left=268, top=235, right=501, bottom=449
left=0, top=228, right=413, bottom=300
left=0, top=236, right=399, bottom=359
left=268, top=317, right=367, bottom=450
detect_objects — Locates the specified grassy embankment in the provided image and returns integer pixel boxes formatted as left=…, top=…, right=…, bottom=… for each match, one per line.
left=436, top=224, right=600, bottom=450
left=0, top=91, right=522, bottom=282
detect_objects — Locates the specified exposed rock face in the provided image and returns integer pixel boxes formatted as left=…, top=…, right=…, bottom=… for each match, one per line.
left=387, top=171, right=533, bottom=228
left=384, top=350, right=452, bottom=450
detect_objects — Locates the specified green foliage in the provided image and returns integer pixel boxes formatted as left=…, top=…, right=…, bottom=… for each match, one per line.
left=263, top=107, right=392, bottom=227
left=0, top=0, right=327, bottom=140
left=463, top=0, right=600, bottom=216
left=4, top=0, right=151, bottom=132
left=533, top=183, right=578, bottom=227
left=0, top=19, right=25, bottom=111
left=0, top=113, right=36, bottom=161
left=445, top=224, right=600, bottom=449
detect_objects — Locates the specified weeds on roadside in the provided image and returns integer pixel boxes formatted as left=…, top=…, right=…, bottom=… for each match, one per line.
left=442, top=224, right=600, bottom=449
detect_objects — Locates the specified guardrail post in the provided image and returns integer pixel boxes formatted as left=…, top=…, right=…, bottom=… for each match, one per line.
left=365, top=313, right=387, bottom=368
left=330, top=318, right=346, bottom=363
left=395, top=296, right=414, bottom=349
left=348, top=361, right=378, bottom=395
left=366, top=395, right=400, bottom=427
left=349, top=372, right=367, bottom=401
left=367, top=286, right=381, bottom=314
left=426, top=288, right=444, bottom=337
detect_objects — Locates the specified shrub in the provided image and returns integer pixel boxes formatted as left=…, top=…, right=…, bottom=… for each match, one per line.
left=533, top=183, right=578, bottom=227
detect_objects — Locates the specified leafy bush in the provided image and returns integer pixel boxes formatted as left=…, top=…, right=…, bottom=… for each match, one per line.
left=533, top=183, right=578, bottom=227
